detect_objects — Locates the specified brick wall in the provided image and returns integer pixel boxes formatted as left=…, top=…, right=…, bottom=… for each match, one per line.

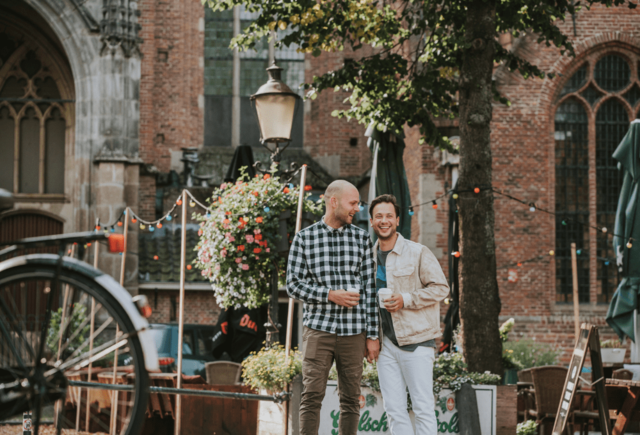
left=304, top=49, right=376, bottom=180
left=140, top=289, right=222, bottom=325
left=138, top=0, right=205, bottom=174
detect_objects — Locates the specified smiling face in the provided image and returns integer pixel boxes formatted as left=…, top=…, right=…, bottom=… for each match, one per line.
left=330, top=185, right=361, bottom=226
left=370, top=202, right=399, bottom=240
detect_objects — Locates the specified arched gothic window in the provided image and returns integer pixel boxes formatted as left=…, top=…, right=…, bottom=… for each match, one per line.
left=0, top=29, right=73, bottom=197
left=555, top=51, right=640, bottom=304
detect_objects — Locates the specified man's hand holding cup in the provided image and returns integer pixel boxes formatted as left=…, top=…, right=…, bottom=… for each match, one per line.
left=328, top=289, right=360, bottom=307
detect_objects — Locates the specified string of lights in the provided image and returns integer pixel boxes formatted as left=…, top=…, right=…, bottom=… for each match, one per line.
left=88, top=176, right=629, bottom=268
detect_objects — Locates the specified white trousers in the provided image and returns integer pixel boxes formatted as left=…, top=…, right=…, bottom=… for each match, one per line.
left=377, top=335, right=437, bottom=435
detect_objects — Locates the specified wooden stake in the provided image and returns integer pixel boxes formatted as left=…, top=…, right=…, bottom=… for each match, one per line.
left=55, top=244, right=75, bottom=429
left=86, top=238, right=99, bottom=430
left=283, top=165, right=308, bottom=435
left=175, top=191, right=188, bottom=435
left=570, top=242, right=580, bottom=340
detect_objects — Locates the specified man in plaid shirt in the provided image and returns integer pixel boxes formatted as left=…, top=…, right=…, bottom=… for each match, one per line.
left=287, top=180, right=379, bottom=435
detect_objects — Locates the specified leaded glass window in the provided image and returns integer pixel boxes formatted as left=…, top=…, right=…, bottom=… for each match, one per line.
left=555, top=99, right=590, bottom=303
left=204, top=6, right=305, bottom=147
left=596, top=99, right=628, bottom=302
left=0, top=39, right=71, bottom=196
left=555, top=50, right=639, bottom=304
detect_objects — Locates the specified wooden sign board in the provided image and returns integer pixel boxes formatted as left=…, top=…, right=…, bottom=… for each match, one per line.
left=552, top=323, right=611, bottom=435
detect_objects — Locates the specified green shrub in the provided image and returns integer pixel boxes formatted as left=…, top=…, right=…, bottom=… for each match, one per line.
left=241, top=344, right=302, bottom=393
left=503, top=339, right=559, bottom=369
left=517, top=420, right=537, bottom=435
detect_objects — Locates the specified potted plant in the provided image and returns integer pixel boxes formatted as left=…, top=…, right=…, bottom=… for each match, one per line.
left=601, top=339, right=627, bottom=364
left=500, top=318, right=524, bottom=384
left=194, top=166, right=322, bottom=309
left=242, top=344, right=303, bottom=435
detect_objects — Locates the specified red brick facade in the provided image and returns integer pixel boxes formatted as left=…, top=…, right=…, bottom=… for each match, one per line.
left=138, top=0, right=205, bottom=174
left=304, top=49, right=375, bottom=179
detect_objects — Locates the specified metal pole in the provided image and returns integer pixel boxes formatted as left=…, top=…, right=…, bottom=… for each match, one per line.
left=570, top=242, right=580, bottom=340
left=86, top=238, right=99, bottom=430
left=175, top=191, right=188, bottom=435
left=111, top=208, right=129, bottom=435
left=285, top=164, right=307, bottom=361
left=283, top=165, right=307, bottom=435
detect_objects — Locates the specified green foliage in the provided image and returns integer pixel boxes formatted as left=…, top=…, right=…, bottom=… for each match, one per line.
left=503, top=340, right=560, bottom=369
left=517, top=420, right=538, bottom=435
left=500, top=318, right=524, bottom=370
left=601, top=338, right=625, bottom=348
left=46, top=304, right=90, bottom=356
left=202, top=0, right=635, bottom=149
left=433, top=352, right=502, bottom=396
left=241, top=344, right=303, bottom=393
left=195, top=165, right=322, bottom=309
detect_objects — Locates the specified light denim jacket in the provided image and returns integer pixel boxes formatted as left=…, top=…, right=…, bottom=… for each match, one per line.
left=374, top=234, right=450, bottom=346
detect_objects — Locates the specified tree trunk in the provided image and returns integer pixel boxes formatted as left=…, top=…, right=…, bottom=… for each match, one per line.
left=457, top=0, right=503, bottom=377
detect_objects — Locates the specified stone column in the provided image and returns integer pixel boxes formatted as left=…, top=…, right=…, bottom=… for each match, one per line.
left=94, top=158, right=140, bottom=293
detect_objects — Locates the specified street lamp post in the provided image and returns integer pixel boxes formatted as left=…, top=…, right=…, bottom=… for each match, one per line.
left=251, top=62, right=302, bottom=347
left=251, top=62, right=302, bottom=177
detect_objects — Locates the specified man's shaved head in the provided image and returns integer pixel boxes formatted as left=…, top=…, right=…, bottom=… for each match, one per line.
left=324, top=180, right=357, bottom=206
left=324, top=180, right=360, bottom=228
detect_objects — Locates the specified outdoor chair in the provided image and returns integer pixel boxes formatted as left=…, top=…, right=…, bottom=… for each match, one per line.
left=529, top=366, right=569, bottom=435
left=204, top=361, right=242, bottom=385
left=518, top=368, right=535, bottom=422
left=613, top=369, right=634, bottom=380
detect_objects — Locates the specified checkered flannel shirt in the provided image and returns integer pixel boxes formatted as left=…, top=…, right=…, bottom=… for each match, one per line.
left=286, top=217, right=378, bottom=338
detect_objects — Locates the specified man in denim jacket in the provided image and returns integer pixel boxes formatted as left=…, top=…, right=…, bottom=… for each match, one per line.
left=369, top=194, right=450, bottom=435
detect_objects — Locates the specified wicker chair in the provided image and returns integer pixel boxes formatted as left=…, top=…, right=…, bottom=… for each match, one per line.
left=518, top=368, right=535, bottom=422
left=204, top=361, right=242, bottom=385
left=529, top=366, right=569, bottom=435
left=612, top=368, right=634, bottom=380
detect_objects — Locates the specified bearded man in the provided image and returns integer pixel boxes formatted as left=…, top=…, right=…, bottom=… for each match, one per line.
left=287, top=180, right=379, bottom=435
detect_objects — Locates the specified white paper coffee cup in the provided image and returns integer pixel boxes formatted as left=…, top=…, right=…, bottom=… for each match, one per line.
left=378, top=288, right=393, bottom=309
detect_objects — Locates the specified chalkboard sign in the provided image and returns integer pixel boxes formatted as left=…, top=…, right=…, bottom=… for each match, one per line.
left=552, top=324, right=611, bottom=435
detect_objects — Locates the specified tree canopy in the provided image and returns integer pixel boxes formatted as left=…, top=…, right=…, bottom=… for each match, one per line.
left=204, top=0, right=636, bottom=151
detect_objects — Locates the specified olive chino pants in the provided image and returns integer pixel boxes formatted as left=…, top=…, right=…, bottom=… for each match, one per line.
left=299, top=326, right=367, bottom=435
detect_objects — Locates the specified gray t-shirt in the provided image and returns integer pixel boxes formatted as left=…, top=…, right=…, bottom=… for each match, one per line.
left=377, top=249, right=435, bottom=351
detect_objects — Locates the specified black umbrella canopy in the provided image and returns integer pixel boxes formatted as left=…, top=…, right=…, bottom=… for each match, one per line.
left=607, top=120, right=640, bottom=340
left=225, top=145, right=256, bottom=182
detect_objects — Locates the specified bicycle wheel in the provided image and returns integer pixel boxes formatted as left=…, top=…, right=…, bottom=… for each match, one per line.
left=0, top=262, right=149, bottom=435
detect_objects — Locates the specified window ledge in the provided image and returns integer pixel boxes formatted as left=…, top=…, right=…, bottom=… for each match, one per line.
left=13, top=194, right=68, bottom=203
left=551, top=303, right=609, bottom=315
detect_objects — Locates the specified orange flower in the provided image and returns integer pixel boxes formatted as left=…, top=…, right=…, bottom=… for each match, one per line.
left=253, top=191, right=259, bottom=196
left=256, top=217, right=263, bottom=223
left=305, top=185, right=312, bottom=191
left=253, top=248, right=262, bottom=254
left=263, top=174, right=271, bottom=180
left=255, top=234, right=263, bottom=241
left=283, top=187, right=290, bottom=194
left=238, top=245, right=245, bottom=252
left=223, top=219, right=230, bottom=224
left=226, top=211, right=232, bottom=215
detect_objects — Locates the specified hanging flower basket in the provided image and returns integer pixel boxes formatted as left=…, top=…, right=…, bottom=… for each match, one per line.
left=194, top=166, right=322, bottom=309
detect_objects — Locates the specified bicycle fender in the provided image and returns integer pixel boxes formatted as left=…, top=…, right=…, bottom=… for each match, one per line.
left=0, top=254, right=160, bottom=372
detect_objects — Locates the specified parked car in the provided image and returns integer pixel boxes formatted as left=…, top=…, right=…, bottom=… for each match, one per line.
left=147, top=323, right=216, bottom=377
